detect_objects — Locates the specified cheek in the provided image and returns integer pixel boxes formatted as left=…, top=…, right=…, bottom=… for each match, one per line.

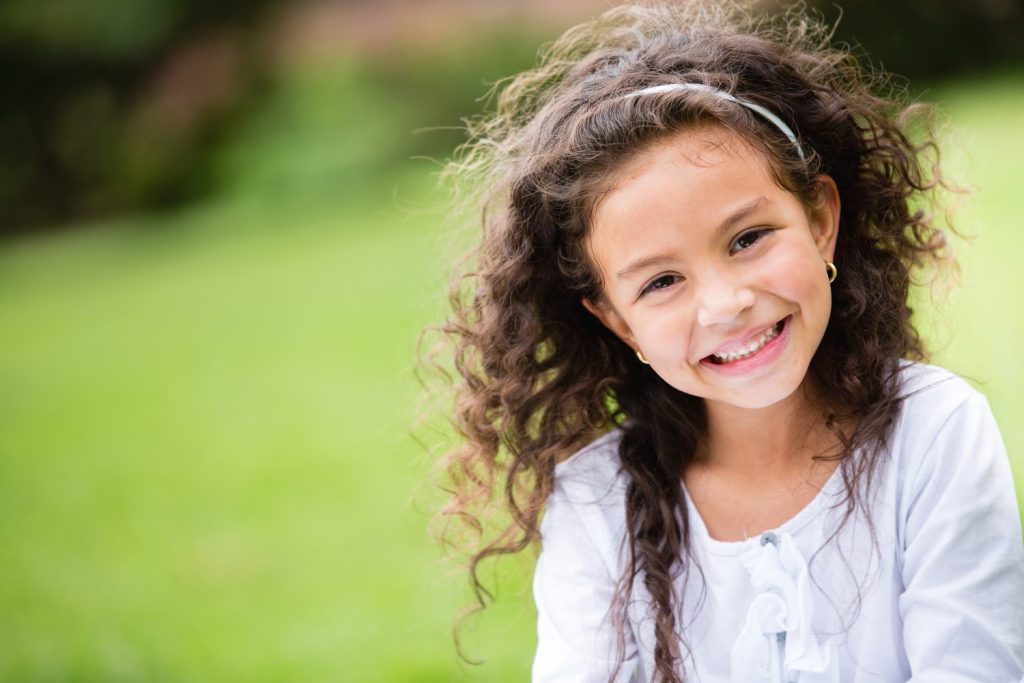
left=767, top=246, right=827, bottom=295
left=632, top=308, right=693, bottom=355
left=772, top=256, right=833, bottom=325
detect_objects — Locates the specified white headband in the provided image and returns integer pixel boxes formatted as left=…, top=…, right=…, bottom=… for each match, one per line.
left=621, top=83, right=806, bottom=160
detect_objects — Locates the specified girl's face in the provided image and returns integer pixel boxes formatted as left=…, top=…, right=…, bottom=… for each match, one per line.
left=583, top=125, right=840, bottom=413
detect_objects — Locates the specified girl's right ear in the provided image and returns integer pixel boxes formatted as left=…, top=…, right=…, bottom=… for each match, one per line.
left=581, top=298, right=637, bottom=349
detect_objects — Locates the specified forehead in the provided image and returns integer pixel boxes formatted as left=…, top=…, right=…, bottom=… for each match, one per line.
left=599, top=124, right=774, bottom=208
left=590, top=125, right=781, bottom=237
left=585, top=124, right=790, bottom=278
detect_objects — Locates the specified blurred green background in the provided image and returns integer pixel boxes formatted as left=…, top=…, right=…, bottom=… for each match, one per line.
left=1, top=1, right=1022, bottom=681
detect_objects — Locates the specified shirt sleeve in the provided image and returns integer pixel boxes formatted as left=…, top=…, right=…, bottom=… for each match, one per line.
left=899, top=392, right=1024, bottom=682
left=532, top=481, right=638, bottom=683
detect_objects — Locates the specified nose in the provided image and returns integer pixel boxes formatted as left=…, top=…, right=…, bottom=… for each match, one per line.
left=695, top=276, right=756, bottom=327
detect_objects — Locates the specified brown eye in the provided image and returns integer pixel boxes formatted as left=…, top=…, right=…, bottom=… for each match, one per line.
left=640, top=274, right=682, bottom=297
left=731, top=228, right=769, bottom=254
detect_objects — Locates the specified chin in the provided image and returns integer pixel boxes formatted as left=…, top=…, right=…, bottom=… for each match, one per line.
left=723, top=389, right=800, bottom=411
left=679, top=369, right=810, bottom=412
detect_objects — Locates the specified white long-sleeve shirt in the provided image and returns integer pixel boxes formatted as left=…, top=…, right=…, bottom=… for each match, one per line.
left=532, top=363, right=1024, bottom=682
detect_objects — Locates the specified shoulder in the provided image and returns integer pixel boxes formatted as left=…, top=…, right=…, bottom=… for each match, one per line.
left=542, top=430, right=630, bottom=571
left=533, top=433, right=642, bottom=680
left=890, top=366, right=1024, bottom=664
left=889, top=361, right=1006, bottom=500
left=896, top=360, right=980, bottom=407
left=893, top=360, right=991, bottom=440
left=887, top=361, right=1000, bottom=504
left=552, top=429, right=629, bottom=507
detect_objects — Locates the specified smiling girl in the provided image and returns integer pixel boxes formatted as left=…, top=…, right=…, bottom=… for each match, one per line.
left=434, top=2, right=1024, bottom=681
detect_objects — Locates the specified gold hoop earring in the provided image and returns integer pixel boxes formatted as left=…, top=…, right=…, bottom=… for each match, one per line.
left=825, top=261, right=838, bottom=284
left=636, top=349, right=649, bottom=365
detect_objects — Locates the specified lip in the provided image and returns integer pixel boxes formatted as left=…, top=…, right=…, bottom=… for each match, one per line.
left=699, top=316, right=790, bottom=374
left=704, top=320, right=781, bottom=359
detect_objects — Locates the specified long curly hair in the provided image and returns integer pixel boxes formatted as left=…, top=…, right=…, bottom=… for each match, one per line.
left=430, top=2, right=950, bottom=680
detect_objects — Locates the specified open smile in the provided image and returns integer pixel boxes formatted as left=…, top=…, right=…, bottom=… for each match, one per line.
left=700, top=316, right=790, bottom=371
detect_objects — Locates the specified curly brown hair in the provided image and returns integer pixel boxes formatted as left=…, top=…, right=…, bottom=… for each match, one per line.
left=430, top=2, right=950, bottom=680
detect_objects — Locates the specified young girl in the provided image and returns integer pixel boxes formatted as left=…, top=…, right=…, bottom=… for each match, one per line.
left=435, top=2, right=1024, bottom=681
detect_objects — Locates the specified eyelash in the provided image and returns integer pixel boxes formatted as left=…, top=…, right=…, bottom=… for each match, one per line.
left=639, top=274, right=682, bottom=297
left=637, top=227, right=773, bottom=297
left=730, top=227, right=771, bottom=254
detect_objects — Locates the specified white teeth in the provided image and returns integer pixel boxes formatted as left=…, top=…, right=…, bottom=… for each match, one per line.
left=711, top=321, right=782, bottom=363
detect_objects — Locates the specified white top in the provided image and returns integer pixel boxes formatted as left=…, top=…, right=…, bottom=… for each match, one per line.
left=532, top=363, right=1024, bottom=682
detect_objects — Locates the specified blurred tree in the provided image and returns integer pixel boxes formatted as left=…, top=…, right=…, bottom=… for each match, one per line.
left=1, top=0, right=1022, bottom=235
left=0, top=0, right=282, bottom=234
left=806, top=0, right=1024, bottom=80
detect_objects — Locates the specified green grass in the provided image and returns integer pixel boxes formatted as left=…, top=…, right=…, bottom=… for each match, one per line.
left=922, top=69, right=1024, bottom=504
left=0, top=69, right=1022, bottom=681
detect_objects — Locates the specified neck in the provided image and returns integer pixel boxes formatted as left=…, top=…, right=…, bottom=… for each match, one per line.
left=698, top=382, right=830, bottom=479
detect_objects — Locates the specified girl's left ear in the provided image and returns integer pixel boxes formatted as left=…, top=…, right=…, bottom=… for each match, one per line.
left=808, top=175, right=841, bottom=260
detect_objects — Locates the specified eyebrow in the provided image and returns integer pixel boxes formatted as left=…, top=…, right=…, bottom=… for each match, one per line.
left=615, top=195, right=771, bottom=281
left=714, top=195, right=770, bottom=241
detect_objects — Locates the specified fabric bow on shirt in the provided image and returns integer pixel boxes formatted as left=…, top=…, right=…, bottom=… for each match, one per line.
left=729, top=533, right=838, bottom=683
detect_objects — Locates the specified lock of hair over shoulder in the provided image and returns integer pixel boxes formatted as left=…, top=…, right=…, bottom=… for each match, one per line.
left=427, top=0, right=953, bottom=675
